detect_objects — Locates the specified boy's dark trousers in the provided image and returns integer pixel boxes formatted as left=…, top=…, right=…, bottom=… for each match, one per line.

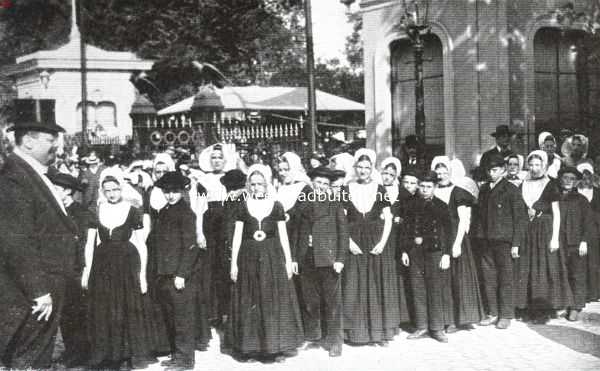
left=300, top=249, right=342, bottom=347
left=157, top=275, right=196, bottom=367
left=407, top=248, right=451, bottom=331
left=480, top=240, right=514, bottom=319
left=565, top=244, right=587, bottom=310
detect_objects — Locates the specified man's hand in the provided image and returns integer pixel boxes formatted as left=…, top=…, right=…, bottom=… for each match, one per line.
left=511, top=246, right=520, bottom=259
left=414, top=237, right=423, bottom=245
left=32, top=293, right=52, bottom=321
left=291, top=262, right=299, bottom=275
left=333, top=262, right=344, bottom=274
left=174, top=276, right=185, bottom=290
left=439, top=254, right=450, bottom=270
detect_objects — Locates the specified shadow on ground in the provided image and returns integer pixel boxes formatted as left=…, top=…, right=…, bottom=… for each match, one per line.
left=527, top=324, right=600, bottom=358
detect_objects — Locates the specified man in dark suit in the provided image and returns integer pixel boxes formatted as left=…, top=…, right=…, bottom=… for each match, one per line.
left=476, top=154, right=527, bottom=329
left=295, top=166, right=348, bottom=357
left=0, top=99, right=79, bottom=368
left=479, top=125, right=515, bottom=171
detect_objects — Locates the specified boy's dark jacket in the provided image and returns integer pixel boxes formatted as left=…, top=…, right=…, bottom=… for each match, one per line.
left=296, top=191, right=349, bottom=267
left=402, top=195, right=451, bottom=255
left=150, top=199, right=199, bottom=279
left=476, top=178, right=527, bottom=246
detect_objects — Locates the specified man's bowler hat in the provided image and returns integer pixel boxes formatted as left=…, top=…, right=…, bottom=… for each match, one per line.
left=7, top=99, right=65, bottom=133
left=490, top=125, right=514, bottom=138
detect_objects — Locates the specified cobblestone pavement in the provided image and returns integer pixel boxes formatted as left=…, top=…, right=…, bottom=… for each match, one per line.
left=54, top=302, right=600, bottom=371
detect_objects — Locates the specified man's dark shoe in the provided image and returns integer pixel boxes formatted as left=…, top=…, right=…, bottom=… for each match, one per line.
left=496, top=318, right=511, bottom=329
left=479, top=315, right=498, bottom=326
left=328, top=343, right=342, bottom=357
left=407, top=329, right=428, bottom=339
left=430, top=330, right=448, bottom=343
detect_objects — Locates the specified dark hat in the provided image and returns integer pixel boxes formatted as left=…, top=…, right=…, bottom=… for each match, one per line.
left=220, top=169, right=247, bottom=192
left=331, top=169, right=346, bottom=181
left=155, top=171, right=191, bottom=191
left=401, top=167, right=419, bottom=179
left=558, top=166, right=582, bottom=180
left=48, top=172, right=85, bottom=192
left=307, top=166, right=338, bottom=182
left=490, top=125, right=514, bottom=138
left=7, top=99, right=65, bottom=133
left=486, top=153, right=506, bottom=169
left=418, top=170, right=438, bottom=183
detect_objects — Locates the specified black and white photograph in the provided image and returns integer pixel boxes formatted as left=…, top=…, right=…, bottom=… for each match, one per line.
left=0, top=0, right=600, bottom=370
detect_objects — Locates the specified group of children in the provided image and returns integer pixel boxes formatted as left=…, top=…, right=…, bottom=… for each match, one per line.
left=45, top=145, right=599, bottom=369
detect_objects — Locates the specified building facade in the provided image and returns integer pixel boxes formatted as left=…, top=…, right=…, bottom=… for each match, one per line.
left=360, top=0, right=600, bottom=168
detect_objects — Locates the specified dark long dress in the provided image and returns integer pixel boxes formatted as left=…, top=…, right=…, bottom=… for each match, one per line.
left=228, top=200, right=304, bottom=355
left=87, top=206, right=156, bottom=365
left=342, top=183, right=400, bottom=343
left=386, top=184, right=412, bottom=325
left=522, top=179, right=573, bottom=311
left=447, top=187, right=486, bottom=325
left=582, top=187, right=600, bottom=302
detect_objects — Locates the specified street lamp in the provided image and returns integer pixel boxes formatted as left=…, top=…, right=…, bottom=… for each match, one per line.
left=398, top=0, right=430, bottom=165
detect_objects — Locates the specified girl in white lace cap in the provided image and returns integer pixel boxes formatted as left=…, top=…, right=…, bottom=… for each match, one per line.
left=341, top=148, right=400, bottom=346
left=227, top=163, right=303, bottom=362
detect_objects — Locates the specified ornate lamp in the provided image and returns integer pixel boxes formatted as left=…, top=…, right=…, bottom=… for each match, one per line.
left=397, top=0, right=431, bottom=166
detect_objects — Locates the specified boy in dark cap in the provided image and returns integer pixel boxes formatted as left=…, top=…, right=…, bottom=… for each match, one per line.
left=150, top=171, right=200, bottom=371
left=402, top=170, right=453, bottom=343
left=296, top=166, right=348, bottom=357
left=476, top=154, right=527, bottom=329
left=48, top=172, right=91, bottom=367
left=557, top=166, right=593, bottom=321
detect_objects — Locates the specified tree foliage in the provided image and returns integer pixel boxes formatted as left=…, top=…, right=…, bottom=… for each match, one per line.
left=0, top=0, right=364, bottom=107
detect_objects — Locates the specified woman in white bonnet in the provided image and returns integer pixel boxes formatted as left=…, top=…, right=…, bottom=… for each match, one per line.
left=227, top=164, right=303, bottom=362
left=517, top=150, right=572, bottom=321
left=577, top=162, right=600, bottom=302
left=276, top=152, right=312, bottom=274
left=431, top=156, right=485, bottom=330
left=341, top=148, right=400, bottom=346
left=380, top=156, right=412, bottom=326
left=538, top=132, right=562, bottom=178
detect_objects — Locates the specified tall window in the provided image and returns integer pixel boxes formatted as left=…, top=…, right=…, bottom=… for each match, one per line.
left=76, top=101, right=117, bottom=130
left=96, top=101, right=117, bottom=127
left=390, top=34, right=444, bottom=157
left=533, top=27, right=600, bottom=136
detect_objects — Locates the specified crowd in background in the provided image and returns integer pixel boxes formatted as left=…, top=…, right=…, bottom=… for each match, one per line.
left=2, top=121, right=600, bottom=370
